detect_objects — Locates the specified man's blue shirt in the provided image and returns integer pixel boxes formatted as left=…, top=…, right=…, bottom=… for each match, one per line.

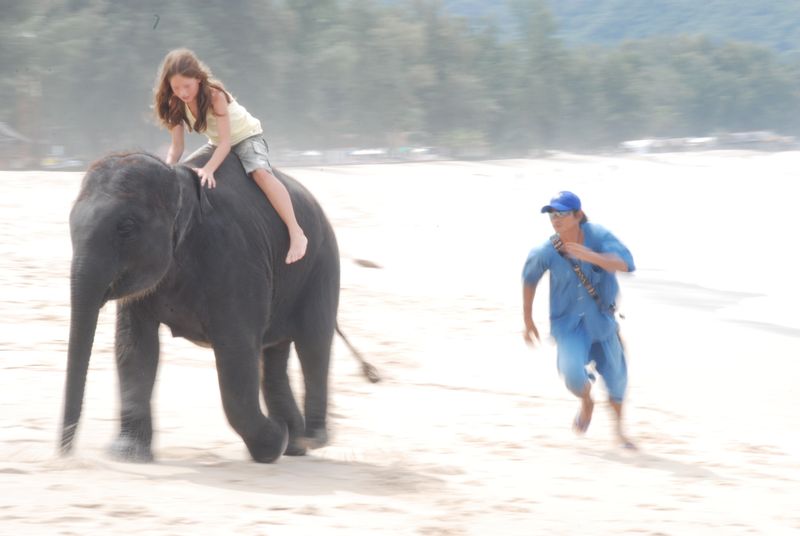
left=522, top=222, right=635, bottom=341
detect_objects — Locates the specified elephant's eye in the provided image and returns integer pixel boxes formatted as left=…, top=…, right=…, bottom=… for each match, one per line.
left=116, top=218, right=138, bottom=239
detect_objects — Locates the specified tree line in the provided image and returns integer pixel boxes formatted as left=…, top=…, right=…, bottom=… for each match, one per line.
left=2, top=0, right=799, bottom=162
left=441, top=0, right=800, bottom=55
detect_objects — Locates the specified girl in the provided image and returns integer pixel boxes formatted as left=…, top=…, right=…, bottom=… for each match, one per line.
left=154, top=48, right=307, bottom=264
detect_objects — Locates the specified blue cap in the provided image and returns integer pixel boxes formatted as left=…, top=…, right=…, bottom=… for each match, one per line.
left=540, top=191, right=581, bottom=213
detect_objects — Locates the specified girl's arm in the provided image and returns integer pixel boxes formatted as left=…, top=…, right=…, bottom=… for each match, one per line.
left=195, top=89, right=231, bottom=189
left=165, top=124, right=185, bottom=164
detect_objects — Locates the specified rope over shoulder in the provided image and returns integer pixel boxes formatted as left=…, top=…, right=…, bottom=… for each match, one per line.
left=550, top=234, right=617, bottom=316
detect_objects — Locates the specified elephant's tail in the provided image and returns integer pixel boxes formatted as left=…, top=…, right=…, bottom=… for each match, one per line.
left=335, top=325, right=380, bottom=383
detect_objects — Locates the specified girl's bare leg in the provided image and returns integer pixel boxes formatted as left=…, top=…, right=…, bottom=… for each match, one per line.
left=251, top=168, right=308, bottom=263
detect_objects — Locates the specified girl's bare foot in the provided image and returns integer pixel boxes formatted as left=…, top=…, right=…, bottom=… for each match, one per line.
left=286, top=231, right=308, bottom=264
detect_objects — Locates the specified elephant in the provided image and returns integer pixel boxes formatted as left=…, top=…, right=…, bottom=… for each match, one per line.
left=60, top=147, right=346, bottom=463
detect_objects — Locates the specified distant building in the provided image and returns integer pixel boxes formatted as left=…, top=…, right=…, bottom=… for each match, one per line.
left=715, top=131, right=796, bottom=150
left=620, top=131, right=796, bottom=154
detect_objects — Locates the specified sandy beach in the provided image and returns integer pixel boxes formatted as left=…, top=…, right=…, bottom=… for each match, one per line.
left=1, top=151, right=798, bottom=535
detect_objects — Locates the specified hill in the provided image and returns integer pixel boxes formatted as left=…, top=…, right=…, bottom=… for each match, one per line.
left=439, top=0, right=800, bottom=53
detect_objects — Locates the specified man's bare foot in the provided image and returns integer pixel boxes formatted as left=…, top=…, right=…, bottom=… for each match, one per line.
left=616, top=431, right=637, bottom=450
left=573, top=398, right=594, bottom=435
left=286, top=232, right=308, bottom=264
left=614, top=420, right=636, bottom=449
left=609, top=400, right=636, bottom=449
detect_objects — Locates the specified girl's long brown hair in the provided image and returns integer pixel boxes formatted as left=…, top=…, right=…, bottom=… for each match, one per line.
left=153, top=48, right=230, bottom=133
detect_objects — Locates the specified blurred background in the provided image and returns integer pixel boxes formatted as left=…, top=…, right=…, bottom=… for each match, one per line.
left=2, top=0, right=800, bottom=169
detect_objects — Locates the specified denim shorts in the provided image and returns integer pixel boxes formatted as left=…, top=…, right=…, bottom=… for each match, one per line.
left=231, top=135, right=273, bottom=174
left=556, top=329, right=628, bottom=403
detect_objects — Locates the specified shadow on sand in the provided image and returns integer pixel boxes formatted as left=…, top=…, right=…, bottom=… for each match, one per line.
left=577, top=445, right=724, bottom=481
left=105, top=450, right=444, bottom=497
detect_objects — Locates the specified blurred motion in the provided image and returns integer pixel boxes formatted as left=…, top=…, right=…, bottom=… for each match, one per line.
left=2, top=0, right=800, bottom=168
left=2, top=1, right=800, bottom=534
left=2, top=152, right=799, bottom=534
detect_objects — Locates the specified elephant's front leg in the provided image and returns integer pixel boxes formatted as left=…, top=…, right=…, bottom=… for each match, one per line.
left=214, top=338, right=288, bottom=463
left=109, top=303, right=160, bottom=462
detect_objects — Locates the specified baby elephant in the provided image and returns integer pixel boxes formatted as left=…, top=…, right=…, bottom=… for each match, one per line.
left=61, top=149, right=339, bottom=462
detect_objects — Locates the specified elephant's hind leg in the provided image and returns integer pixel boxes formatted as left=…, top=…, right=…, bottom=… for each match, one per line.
left=261, top=341, right=307, bottom=456
left=293, top=329, right=333, bottom=450
left=214, top=341, right=288, bottom=463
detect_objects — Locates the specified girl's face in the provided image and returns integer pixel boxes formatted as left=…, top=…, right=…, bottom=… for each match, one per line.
left=169, top=74, right=200, bottom=103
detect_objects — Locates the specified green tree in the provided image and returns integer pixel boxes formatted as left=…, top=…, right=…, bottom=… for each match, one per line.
left=506, top=0, right=565, bottom=149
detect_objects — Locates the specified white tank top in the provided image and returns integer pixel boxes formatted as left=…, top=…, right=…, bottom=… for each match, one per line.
left=185, top=96, right=262, bottom=146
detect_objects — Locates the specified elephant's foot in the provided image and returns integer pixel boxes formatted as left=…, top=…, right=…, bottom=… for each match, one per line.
left=108, top=435, right=154, bottom=463
left=284, top=426, right=328, bottom=456
left=245, top=420, right=289, bottom=463
left=299, top=427, right=328, bottom=450
left=283, top=426, right=327, bottom=455
left=284, top=440, right=307, bottom=457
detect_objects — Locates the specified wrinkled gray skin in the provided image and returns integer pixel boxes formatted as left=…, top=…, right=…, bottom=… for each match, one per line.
left=60, top=148, right=339, bottom=463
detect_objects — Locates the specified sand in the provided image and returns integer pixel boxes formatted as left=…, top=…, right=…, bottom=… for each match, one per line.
left=1, top=151, right=798, bottom=535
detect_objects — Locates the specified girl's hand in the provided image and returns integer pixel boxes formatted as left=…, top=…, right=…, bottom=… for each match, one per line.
left=194, top=167, right=216, bottom=188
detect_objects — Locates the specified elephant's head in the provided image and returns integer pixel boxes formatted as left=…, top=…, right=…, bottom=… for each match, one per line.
left=60, top=153, right=186, bottom=453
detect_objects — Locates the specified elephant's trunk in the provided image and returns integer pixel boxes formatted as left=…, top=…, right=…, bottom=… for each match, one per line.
left=60, top=256, right=111, bottom=454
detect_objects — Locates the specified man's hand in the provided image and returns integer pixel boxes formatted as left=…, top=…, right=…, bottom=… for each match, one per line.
left=561, top=243, right=628, bottom=272
left=523, top=318, right=540, bottom=346
left=561, top=242, right=595, bottom=263
left=194, top=167, right=217, bottom=189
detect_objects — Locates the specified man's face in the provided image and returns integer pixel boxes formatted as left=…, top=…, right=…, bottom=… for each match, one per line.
left=548, top=210, right=580, bottom=234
